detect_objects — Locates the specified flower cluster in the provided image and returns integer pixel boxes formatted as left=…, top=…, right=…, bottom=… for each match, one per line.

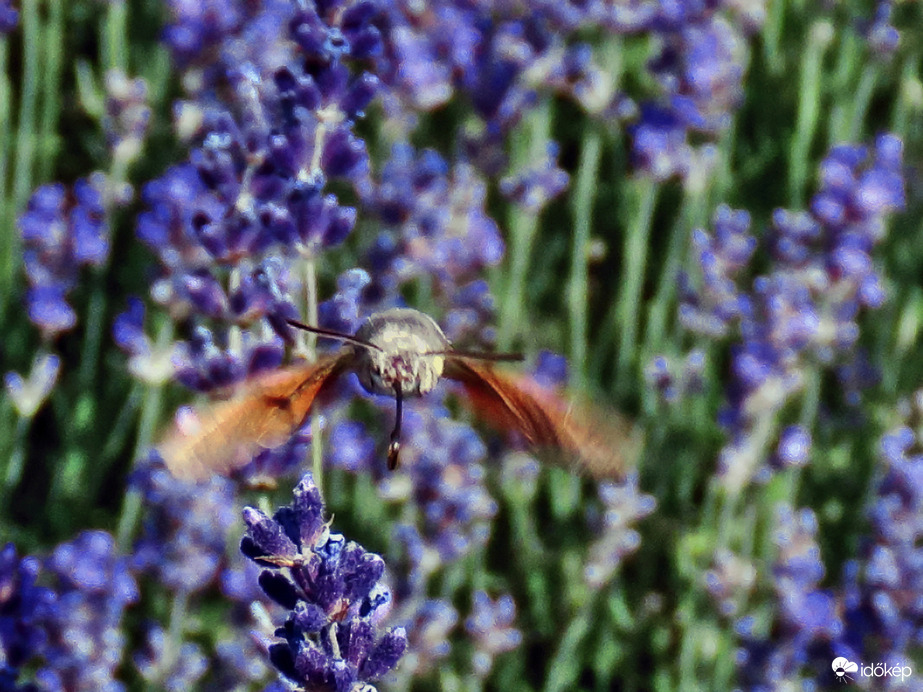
left=732, top=384, right=923, bottom=687
left=241, top=473, right=406, bottom=690
left=464, top=590, right=522, bottom=677
left=0, top=544, right=53, bottom=687
left=130, top=460, right=238, bottom=594
left=673, top=135, right=905, bottom=491
left=839, top=403, right=923, bottom=673
left=34, top=531, right=139, bottom=692
left=0, top=0, right=17, bottom=34
left=18, top=177, right=109, bottom=337
left=629, top=5, right=758, bottom=182
left=735, top=505, right=844, bottom=689
left=584, top=478, right=657, bottom=589
left=104, top=70, right=152, bottom=174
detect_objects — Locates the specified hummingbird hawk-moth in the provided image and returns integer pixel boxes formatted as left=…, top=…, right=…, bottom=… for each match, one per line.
left=157, top=308, right=638, bottom=481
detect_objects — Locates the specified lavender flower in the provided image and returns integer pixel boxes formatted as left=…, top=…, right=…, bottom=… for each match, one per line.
left=0, top=1, right=17, bottom=34
left=670, top=135, right=905, bottom=492
left=112, top=297, right=176, bottom=385
left=3, top=353, right=60, bottom=419
left=132, top=625, right=208, bottom=691
left=498, top=142, right=569, bottom=216
left=585, top=478, right=657, bottom=589
left=645, top=349, right=706, bottom=403
left=18, top=177, right=109, bottom=337
left=0, top=544, right=53, bottom=684
left=735, top=505, right=846, bottom=690
left=130, top=460, right=238, bottom=594
left=35, top=531, right=138, bottom=692
left=378, top=406, right=497, bottom=562
left=241, top=473, right=406, bottom=690
left=839, top=412, right=923, bottom=673
left=395, top=599, right=457, bottom=678
left=104, top=70, right=151, bottom=173
left=864, top=0, right=900, bottom=56
left=734, top=397, right=923, bottom=689
left=364, top=144, right=504, bottom=293
left=464, top=591, right=523, bottom=677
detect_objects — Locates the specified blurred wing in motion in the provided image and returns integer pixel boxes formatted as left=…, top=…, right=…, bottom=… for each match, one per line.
left=444, top=358, right=642, bottom=479
left=158, top=354, right=350, bottom=481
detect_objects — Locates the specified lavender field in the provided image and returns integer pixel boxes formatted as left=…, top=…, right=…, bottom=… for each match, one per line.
left=1, top=1, right=921, bottom=690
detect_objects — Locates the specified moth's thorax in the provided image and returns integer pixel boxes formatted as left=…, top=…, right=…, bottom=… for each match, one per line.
left=353, top=309, right=450, bottom=397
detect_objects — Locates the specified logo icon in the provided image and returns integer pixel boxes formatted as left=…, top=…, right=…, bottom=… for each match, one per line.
left=832, top=657, right=858, bottom=683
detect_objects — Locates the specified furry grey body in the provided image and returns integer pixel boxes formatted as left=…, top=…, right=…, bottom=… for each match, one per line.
left=352, top=308, right=450, bottom=396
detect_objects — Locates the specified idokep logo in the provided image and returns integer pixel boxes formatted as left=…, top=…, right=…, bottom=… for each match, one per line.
left=831, top=656, right=913, bottom=684
left=831, top=657, right=858, bottom=683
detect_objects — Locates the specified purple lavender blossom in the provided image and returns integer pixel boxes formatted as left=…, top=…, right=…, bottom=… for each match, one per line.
left=364, top=145, right=504, bottom=292
left=645, top=349, right=706, bottom=403
left=0, top=544, right=53, bottom=682
left=864, top=0, right=900, bottom=56
left=241, top=473, right=406, bottom=690
left=395, top=598, right=457, bottom=678
left=629, top=103, right=695, bottom=181
left=317, top=268, right=371, bottom=337
left=111, top=297, right=177, bottom=385
left=104, top=70, right=151, bottom=172
left=772, top=424, right=811, bottom=469
left=130, top=460, right=238, bottom=594
left=704, top=548, right=756, bottom=618
left=4, top=353, right=60, bottom=419
left=671, top=135, right=905, bottom=491
left=464, top=591, right=523, bottom=677
left=162, top=0, right=246, bottom=67
left=18, top=177, right=109, bottom=337
left=840, top=421, right=923, bottom=672
left=377, top=406, right=497, bottom=562
left=627, top=7, right=755, bottom=181
left=735, top=414, right=923, bottom=689
left=499, top=142, right=569, bottom=216
left=735, top=505, right=847, bottom=689
left=0, top=1, right=17, bottom=34
left=35, top=531, right=139, bottom=692
left=132, top=625, right=208, bottom=691
left=584, top=478, right=656, bottom=589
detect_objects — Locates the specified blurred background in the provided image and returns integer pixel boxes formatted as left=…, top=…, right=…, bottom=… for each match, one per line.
left=1, top=1, right=922, bottom=690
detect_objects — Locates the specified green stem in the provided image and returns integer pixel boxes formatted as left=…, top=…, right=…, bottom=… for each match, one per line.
left=891, top=56, right=922, bottom=136
left=78, top=273, right=108, bottom=390
left=497, top=101, right=552, bottom=350
left=567, top=131, right=601, bottom=392
left=302, top=254, right=324, bottom=493
left=0, top=38, right=13, bottom=321
left=789, top=21, right=833, bottom=207
left=103, top=0, right=129, bottom=71
left=155, top=588, right=190, bottom=689
left=8, top=0, right=41, bottom=298
left=116, top=321, right=172, bottom=550
left=1, top=415, right=30, bottom=515
left=613, top=178, right=657, bottom=395
left=37, top=0, right=64, bottom=181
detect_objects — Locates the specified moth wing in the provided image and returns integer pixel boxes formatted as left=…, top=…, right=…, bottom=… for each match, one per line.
left=444, top=358, right=641, bottom=479
left=158, top=353, right=349, bottom=481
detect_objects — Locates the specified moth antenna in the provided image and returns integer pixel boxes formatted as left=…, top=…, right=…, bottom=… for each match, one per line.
left=286, top=318, right=383, bottom=351
left=435, top=349, right=525, bottom=362
left=387, top=383, right=403, bottom=470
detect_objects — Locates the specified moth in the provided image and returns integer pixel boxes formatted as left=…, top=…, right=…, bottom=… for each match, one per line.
left=157, top=308, right=638, bottom=481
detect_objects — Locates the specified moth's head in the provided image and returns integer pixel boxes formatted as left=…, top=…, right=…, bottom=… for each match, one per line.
left=353, top=308, right=449, bottom=396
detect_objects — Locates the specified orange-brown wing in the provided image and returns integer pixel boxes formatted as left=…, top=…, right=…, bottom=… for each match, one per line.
left=158, top=353, right=350, bottom=481
left=443, top=358, right=642, bottom=479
